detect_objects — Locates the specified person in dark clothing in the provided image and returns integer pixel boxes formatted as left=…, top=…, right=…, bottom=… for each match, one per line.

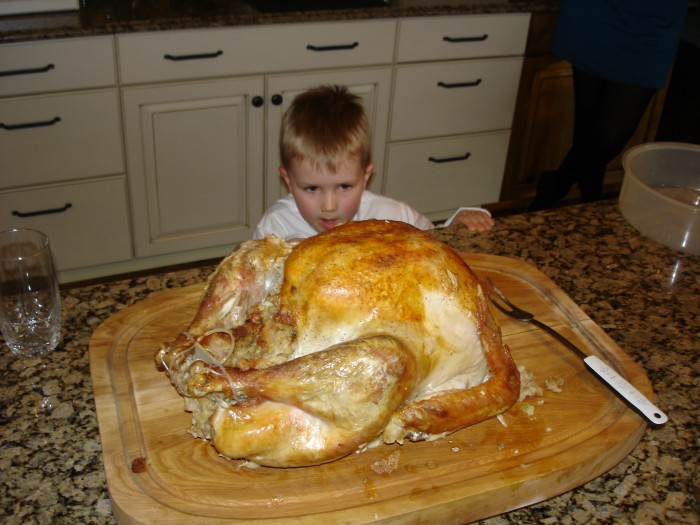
left=529, top=0, right=687, bottom=211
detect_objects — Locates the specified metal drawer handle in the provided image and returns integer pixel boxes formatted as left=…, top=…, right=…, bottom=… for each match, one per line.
left=306, top=42, right=359, bottom=52
left=443, top=34, right=489, bottom=43
left=12, top=203, right=73, bottom=218
left=0, top=63, right=55, bottom=77
left=437, top=79, right=482, bottom=89
left=0, top=116, right=61, bottom=131
left=429, top=152, right=471, bottom=164
left=163, top=50, right=223, bottom=61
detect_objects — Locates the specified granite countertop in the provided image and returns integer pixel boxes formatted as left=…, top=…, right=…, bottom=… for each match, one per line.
left=0, top=0, right=560, bottom=43
left=1, top=200, right=698, bottom=524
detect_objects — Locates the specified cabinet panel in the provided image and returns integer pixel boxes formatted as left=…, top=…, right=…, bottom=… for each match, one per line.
left=266, top=20, right=396, bottom=72
left=0, top=176, right=132, bottom=271
left=397, top=13, right=529, bottom=63
left=118, top=28, right=243, bottom=85
left=391, top=58, right=523, bottom=141
left=512, top=59, right=574, bottom=193
left=0, top=89, right=124, bottom=188
left=498, top=12, right=667, bottom=208
left=123, top=77, right=264, bottom=257
left=0, top=36, right=116, bottom=97
left=264, top=67, right=392, bottom=207
left=118, top=19, right=396, bottom=85
left=385, top=131, right=510, bottom=218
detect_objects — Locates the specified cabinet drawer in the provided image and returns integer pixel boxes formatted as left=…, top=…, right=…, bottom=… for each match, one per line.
left=0, top=89, right=124, bottom=188
left=118, top=19, right=396, bottom=85
left=390, top=57, right=523, bottom=141
left=384, top=131, right=511, bottom=216
left=0, top=177, right=132, bottom=271
left=0, top=37, right=116, bottom=97
left=397, top=13, right=529, bottom=63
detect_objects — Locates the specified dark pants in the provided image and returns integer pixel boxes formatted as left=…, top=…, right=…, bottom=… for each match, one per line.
left=530, top=67, right=656, bottom=210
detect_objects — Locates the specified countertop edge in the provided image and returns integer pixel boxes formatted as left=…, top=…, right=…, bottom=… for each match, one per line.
left=0, top=1, right=559, bottom=44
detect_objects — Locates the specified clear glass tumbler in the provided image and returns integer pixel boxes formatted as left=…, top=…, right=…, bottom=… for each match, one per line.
left=0, top=229, right=61, bottom=357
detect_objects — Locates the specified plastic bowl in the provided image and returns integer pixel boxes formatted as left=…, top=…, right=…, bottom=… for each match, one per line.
left=620, top=142, right=700, bottom=255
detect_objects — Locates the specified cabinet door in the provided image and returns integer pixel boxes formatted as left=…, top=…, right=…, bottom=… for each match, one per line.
left=391, top=58, right=523, bottom=142
left=501, top=56, right=574, bottom=202
left=397, top=13, right=530, bottom=62
left=0, top=176, right=132, bottom=273
left=0, top=36, right=116, bottom=97
left=118, top=19, right=396, bottom=85
left=122, top=77, right=264, bottom=257
left=264, top=67, right=392, bottom=207
left=385, top=131, right=511, bottom=220
left=0, top=89, right=123, bottom=188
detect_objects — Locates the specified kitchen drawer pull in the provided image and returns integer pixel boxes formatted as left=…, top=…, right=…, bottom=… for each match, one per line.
left=443, top=34, right=489, bottom=43
left=306, top=42, right=359, bottom=52
left=163, top=50, right=223, bottom=61
left=429, top=152, right=471, bottom=164
left=12, top=203, right=73, bottom=218
left=437, top=79, right=482, bottom=89
left=0, top=63, right=55, bottom=77
left=0, top=116, right=61, bottom=131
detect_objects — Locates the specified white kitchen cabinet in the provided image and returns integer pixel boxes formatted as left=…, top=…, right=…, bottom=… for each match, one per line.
left=264, top=67, right=392, bottom=206
left=0, top=177, right=132, bottom=271
left=0, top=36, right=115, bottom=97
left=0, top=35, right=131, bottom=279
left=0, top=89, right=123, bottom=187
left=119, top=19, right=396, bottom=257
left=396, top=13, right=529, bottom=62
left=386, top=13, right=530, bottom=220
left=390, top=58, right=523, bottom=142
left=122, top=77, right=264, bottom=257
left=384, top=131, right=511, bottom=214
left=117, top=19, right=396, bottom=85
left=1, top=13, right=531, bottom=282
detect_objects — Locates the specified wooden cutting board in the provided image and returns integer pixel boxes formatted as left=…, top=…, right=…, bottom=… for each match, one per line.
left=89, top=254, right=654, bottom=525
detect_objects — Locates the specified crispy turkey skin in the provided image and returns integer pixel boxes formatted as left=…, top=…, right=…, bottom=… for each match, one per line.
left=156, top=220, right=519, bottom=467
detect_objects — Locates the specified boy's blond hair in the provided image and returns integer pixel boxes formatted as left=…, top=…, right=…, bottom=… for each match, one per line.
left=280, top=85, right=372, bottom=173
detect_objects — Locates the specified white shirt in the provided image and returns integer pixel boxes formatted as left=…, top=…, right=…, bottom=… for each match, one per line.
left=253, top=191, right=490, bottom=240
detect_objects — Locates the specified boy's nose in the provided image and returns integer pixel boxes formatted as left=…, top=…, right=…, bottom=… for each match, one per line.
left=320, top=192, right=338, bottom=212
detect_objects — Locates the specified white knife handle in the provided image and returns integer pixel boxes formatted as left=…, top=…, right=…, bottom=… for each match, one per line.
left=584, top=355, right=668, bottom=425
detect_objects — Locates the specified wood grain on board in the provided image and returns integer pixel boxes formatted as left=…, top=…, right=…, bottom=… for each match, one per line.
left=89, top=253, right=652, bottom=524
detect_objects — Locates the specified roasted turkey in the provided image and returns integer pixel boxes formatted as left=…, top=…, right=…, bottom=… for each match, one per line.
left=156, top=220, right=519, bottom=467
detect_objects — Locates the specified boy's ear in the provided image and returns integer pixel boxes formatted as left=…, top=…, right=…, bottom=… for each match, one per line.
left=279, top=166, right=293, bottom=192
left=362, top=162, right=375, bottom=187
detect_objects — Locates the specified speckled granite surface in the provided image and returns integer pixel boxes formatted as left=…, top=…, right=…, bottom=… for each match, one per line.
left=1, top=200, right=698, bottom=524
left=0, top=0, right=559, bottom=43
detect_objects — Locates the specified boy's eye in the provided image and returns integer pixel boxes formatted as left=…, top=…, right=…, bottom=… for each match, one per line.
left=339, top=184, right=353, bottom=190
left=302, top=185, right=318, bottom=192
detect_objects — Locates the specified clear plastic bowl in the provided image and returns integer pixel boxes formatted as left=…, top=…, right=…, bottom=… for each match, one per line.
left=620, top=142, right=700, bottom=255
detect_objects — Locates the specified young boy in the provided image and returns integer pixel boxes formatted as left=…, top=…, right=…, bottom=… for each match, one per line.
left=253, top=85, right=494, bottom=240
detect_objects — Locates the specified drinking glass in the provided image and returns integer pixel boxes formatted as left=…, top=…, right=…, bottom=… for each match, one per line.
left=0, top=229, right=61, bottom=358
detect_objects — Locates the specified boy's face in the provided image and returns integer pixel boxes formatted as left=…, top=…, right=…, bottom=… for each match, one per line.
left=280, top=156, right=374, bottom=234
